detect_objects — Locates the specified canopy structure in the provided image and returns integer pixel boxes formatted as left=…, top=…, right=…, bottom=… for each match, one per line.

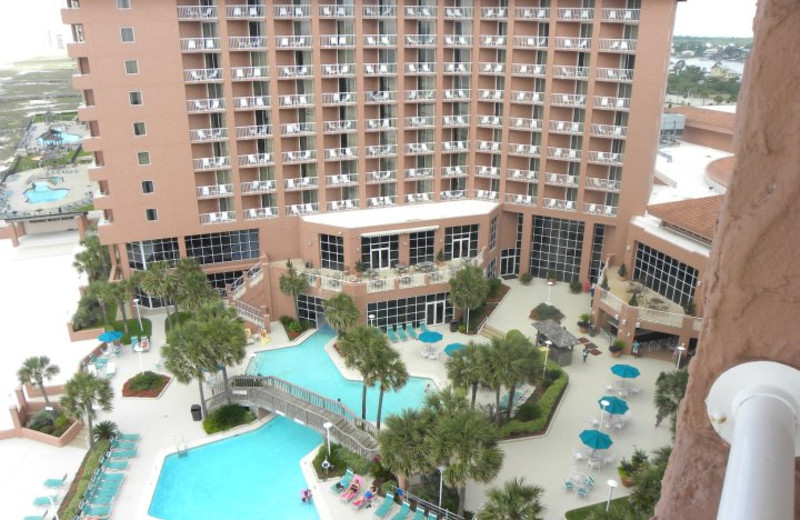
left=533, top=319, right=580, bottom=366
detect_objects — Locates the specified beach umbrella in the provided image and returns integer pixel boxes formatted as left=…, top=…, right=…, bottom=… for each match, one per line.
left=98, top=330, right=123, bottom=343
left=598, top=396, right=629, bottom=416
left=444, top=343, right=465, bottom=356
left=579, top=429, right=614, bottom=451
left=610, top=364, right=640, bottom=380
left=419, top=330, right=443, bottom=344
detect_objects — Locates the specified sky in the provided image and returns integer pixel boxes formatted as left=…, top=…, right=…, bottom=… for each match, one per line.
left=673, top=0, right=757, bottom=37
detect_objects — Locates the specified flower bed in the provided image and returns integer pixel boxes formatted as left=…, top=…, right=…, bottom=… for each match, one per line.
left=122, top=371, right=171, bottom=398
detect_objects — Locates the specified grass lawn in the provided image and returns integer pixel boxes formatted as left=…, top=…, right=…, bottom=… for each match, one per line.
left=565, top=497, right=629, bottom=519
left=110, top=318, right=152, bottom=344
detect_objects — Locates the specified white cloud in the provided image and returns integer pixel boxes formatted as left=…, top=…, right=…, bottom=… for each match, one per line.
left=674, top=0, right=757, bottom=37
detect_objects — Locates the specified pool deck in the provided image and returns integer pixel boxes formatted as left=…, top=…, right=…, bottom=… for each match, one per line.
left=0, top=231, right=676, bottom=519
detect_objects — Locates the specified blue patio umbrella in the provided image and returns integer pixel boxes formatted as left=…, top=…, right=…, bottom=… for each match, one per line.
left=610, top=364, right=641, bottom=379
left=98, top=330, right=123, bottom=343
left=444, top=343, right=465, bottom=356
left=579, top=429, right=614, bottom=451
left=419, top=330, right=443, bottom=344
left=598, top=395, right=629, bottom=415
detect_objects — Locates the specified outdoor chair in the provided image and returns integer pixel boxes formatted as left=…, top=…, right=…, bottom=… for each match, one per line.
left=406, top=324, right=418, bottom=340
left=577, top=485, right=590, bottom=498
left=572, top=448, right=585, bottom=463
left=331, top=469, right=354, bottom=494
left=32, top=494, right=60, bottom=508
left=396, top=325, right=408, bottom=341
left=373, top=492, right=395, bottom=518
left=563, top=478, right=574, bottom=491
left=43, top=474, right=68, bottom=489
left=390, top=501, right=410, bottom=520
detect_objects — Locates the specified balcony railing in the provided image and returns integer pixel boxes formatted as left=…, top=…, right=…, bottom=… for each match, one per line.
left=599, top=38, right=638, bottom=52
left=244, top=207, right=278, bottom=220
left=477, top=141, right=501, bottom=153
left=554, top=36, right=592, bottom=50
left=279, top=94, right=314, bottom=107
left=512, top=90, right=544, bottom=104
left=444, top=6, right=473, bottom=18
left=326, top=173, right=358, bottom=186
left=286, top=203, right=319, bottom=216
left=549, top=120, right=583, bottom=134
left=366, top=118, right=396, bottom=130
left=187, top=98, right=225, bottom=113
left=442, top=141, right=468, bottom=153
left=232, top=66, right=269, bottom=80
left=505, top=193, right=536, bottom=206
left=443, top=88, right=469, bottom=100
left=597, top=68, right=634, bottom=82
left=236, top=125, right=272, bottom=139
left=481, top=6, right=508, bottom=19
left=365, top=90, right=396, bottom=103
left=408, top=192, right=436, bottom=203
left=177, top=5, right=217, bottom=20
left=366, top=145, right=397, bottom=157
left=512, top=63, right=547, bottom=77
left=180, top=37, right=219, bottom=51
left=406, top=62, right=436, bottom=74
left=362, top=5, right=396, bottom=18
left=229, top=36, right=268, bottom=50
left=226, top=4, right=264, bottom=18
left=591, top=124, right=628, bottom=138
left=275, top=35, right=311, bottom=49
left=406, top=116, right=434, bottom=128
left=200, top=211, right=236, bottom=224
left=364, top=63, right=397, bottom=76
left=320, top=4, right=353, bottom=17
left=511, top=117, right=542, bottom=131
left=508, top=144, right=541, bottom=158
left=587, top=151, right=624, bottom=165
left=442, top=115, right=469, bottom=127
left=405, top=5, right=436, bottom=18
left=594, top=96, right=631, bottom=110
left=583, top=202, right=618, bottom=216
left=443, top=35, right=472, bottom=47
left=326, top=120, right=357, bottom=133
left=278, top=65, right=312, bottom=79
left=516, top=7, right=550, bottom=20
left=553, top=65, right=590, bottom=79
left=196, top=183, right=233, bottom=197
left=472, top=190, right=499, bottom=201
left=183, top=68, right=222, bottom=82
left=274, top=4, right=310, bottom=18
left=406, top=142, right=434, bottom=155
left=513, top=36, right=548, bottom=49
left=551, top=93, right=586, bottom=107
left=282, top=150, right=316, bottom=164
left=480, top=35, right=507, bottom=47
left=321, top=34, right=355, bottom=47
left=190, top=127, right=227, bottom=142
left=194, top=156, right=230, bottom=171
left=405, top=167, right=434, bottom=180
left=234, top=95, right=270, bottom=110
left=406, top=34, right=437, bottom=47
left=507, top=169, right=538, bottom=181
left=284, top=177, right=318, bottom=190
left=328, top=199, right=359, bottom=211
left=364, top=34, right=396, bottom=47
left=557, top=7, right=594, bottom=21
left=542, top=198, right=577, bottom=212
left=321, top=92, right=356, bottom=105
left=544, top=172, right=579, bottom=187
left=241, top=180, right=276, bottom=193
left=601, top=8, right=640, bottom=23
left=406, top=89, right=435, bottom=102
left=281, top=122, right=315, bottom=136
left=478, top=89, right=504, bottom=102
left=476, top=166, right=500, bottom=178
left=367, top=170, right=397, bottom=183
left=479, top=62, right=506, bottom=75
left=322, top=63, right=356, bottom=76
left=442, top=165, right=468, bottom=177
left=585, top=177, right=621, bottom=192
left=547, top=147, right=582, bottom=161
left=325, top=147, right=358, bottom=161
left=238, top=153, right=274, bottom=167
left=444, top=61, right=471, bottom=74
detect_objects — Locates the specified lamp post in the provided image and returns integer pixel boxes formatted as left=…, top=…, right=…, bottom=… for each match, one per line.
left=323, top=421, right=333, bottom=457
left=606, top=479, right=618, bottom=512
left=542, top=340, right=552, bottom=380
left=600, top=399, right=610, bottom=430
left=133, top=298, right=143, bottom=332
left=437, top=465, right=447, bottom=508
left=368, top=314, right=376, bottom=328
left=546, top=280, right=555, bottom=305
left=676, top=345, right=686, bottom=369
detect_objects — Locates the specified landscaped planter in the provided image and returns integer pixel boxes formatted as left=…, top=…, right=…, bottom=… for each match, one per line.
left=122, top=373, right=172, bottom=399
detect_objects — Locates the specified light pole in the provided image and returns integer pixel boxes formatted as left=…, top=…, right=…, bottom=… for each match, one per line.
left=541, top=340, right=552, bottom=380
left=600, top=399, right=610, bottom=430
left=368, top=314, right=375, bottom=328
left=323, top=421, right=333, bottom=457
left=606, top=479, right=618, bottom=511
left=546, top=280, right=555, bottom=305
left=133, top=298, right=143, bottom=332
left=676, top=345, right=686, bottom=369
left=437, top=465, right=446, bottom=508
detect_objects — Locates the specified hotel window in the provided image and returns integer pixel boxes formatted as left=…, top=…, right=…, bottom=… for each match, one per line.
left=185, top=229, right=260, bottom=265
left=633, top=243, right=699, bottom=306
left=367, top=292, right=454, bottom=331
left=409, top=230, right=435, bottom=265
left=124, top=59, right=139, bottom=74
left=129, top=91, right=143, bottom=105
left=298, top=295, right=326, bottom=324
left=120, top=27, right=135, bottom=42
left=361, top=235, right=399, bottom=270
left=444, top=224, right=478, bottom=260
left=141, top=180, right=154, bottom=193
left=145, top=209, right=158, bottom=221
left=529, top=216, right=585, bottom=282
left=116, top=0, right=131, bottom=8
left=137, top=151, right=150, bottom=165
left=319, top=234, right=344, bottom=271
left=489, top=216, right=498, bottom=250
left=126, top=237, right=180, bottom=270
left=133, top=122, right=146, bottom=136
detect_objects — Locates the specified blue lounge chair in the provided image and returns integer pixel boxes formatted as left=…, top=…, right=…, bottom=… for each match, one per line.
left=409, top=508, right=425, bottom=520
left=80, top=499, right=112, bottom=517
left=390, top=501, right=411, bottom=520
left=330, top=469, right=354, bottom=494
left=396, top=325, right=408, bottom=341
left=32, top=495, right=59, bottom=507
left=373, top=492, right=395, bottom=518
left=42, top=474, right=67, bottom=488
left=116, top=432, right=140, bottom=441
left=427, top=513, right=438, bottom=520
left=387, top=328, right=399, bottom=343
left=406, top=324, right=418, bottom=340
left=102, top=459, right=129, bottom=471
left=108, top=449, right=137, bottom=460
left=419, top=323, right=430, bottom=333
left=111, top=439, right=137, bottom=449
left=22, top=513, right=47, bottom=520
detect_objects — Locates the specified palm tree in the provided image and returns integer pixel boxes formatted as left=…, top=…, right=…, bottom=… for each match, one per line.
left=447, top=264, right=489, bottom=331
left=481, top=477, right=546, bottom=520
left=481, top=333, right=536, bottom=425
left=501, top=331, right=538, bottom=423
left=195, top=302, right=248, bottom=404
left=163, top=321, right=216, bottom=417
left=445, top=341, right=485, bottom=408
left=373, top=347, right=409, bottom=430
left=173, top=258, right=217, bottom=315
left=323, top=293, right=360, bottom=332
left=107, top=279, right=131, bottom=335
left=278, top=260, right=310, bottom=318
left=87, top=280, right=115, bottom=329
left=654, top=370, right=689, bottom=432
left=17, top=356, right=60, bottom=413
left=138, top=261, right=173, bottom=317
left=423, top=386, right=471, bottom=420
left=59, top=372, right=114, bottom=448
left=378, top=409, right=432, bottom=489
left=73, top=233, right=111, bottom=283
left=337, top=325, right=384, bottom=420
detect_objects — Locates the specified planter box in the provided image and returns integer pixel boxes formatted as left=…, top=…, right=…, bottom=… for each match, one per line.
left=67, top=322, right=104, bottom=342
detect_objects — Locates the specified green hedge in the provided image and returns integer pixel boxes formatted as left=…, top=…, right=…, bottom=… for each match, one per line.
left=312, top=443, right=373, bottom=479
left=59, top=439, right=110, bottom=519
left=203, top=404, right=255, bottom=434
left=500, top=366, right=569, bottom=438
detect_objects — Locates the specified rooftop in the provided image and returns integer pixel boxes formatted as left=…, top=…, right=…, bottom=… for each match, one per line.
left=652, top=141, right=733, bottom=204
left=647, top=195, right=724, bottom=242
left=666, top=105, right=736, bottom=131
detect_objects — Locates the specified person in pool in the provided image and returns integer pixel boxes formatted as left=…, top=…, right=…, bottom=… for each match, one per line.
left=300, top=489, right=313, bottom=503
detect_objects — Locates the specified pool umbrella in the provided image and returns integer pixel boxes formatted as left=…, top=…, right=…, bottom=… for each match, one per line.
left=444, top=343, right=465, bottom=356
left=579, top=429, right=614, bottom=451
left=98, top=330, right=123, bottom=343
left=419, top=330, right=443, bottom=357
left=611, top=364, right=641, bottom=380
left=598, top=396, right=629, bottom=416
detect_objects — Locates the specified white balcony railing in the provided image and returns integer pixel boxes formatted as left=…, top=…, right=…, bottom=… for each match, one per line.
left=326, top=173, right=358, bottom=186
left=547, top=147, right=582, bottom=161
left=365, top=90, right=396, bottom=103
left=443, top=35, right=472, bottom=47
left=187, top=98, right=224, bottom=112
left=180, top=37, right=219, bottom=51
left=366, top=145, right=397, bottom=157
left=231, top=66, right=269, bottom=80
left=281, top=122, right=315, bottom=136
left=286, top=203, right=319, bottom=216
left=236, top=125, right=272, bottom=139
left=508, top=144, right=541, bottom=158
left=406, top=34, right=437, bottom=46
left=284, top=177, right=318, bottom=190
left=471, top=190, right=499, bottom=201
left=557, top=7, right=594, bottom=21
left=319, top=4, right=354, bottom=17
left=226, top=4, right=264, bottom=18
left=406, top=62, right=436, bottom=74
left=506, top=169, right=539, bottom=181
left=190, top=127, right=227, bottom=142
left=513, top=36, right=549, bottom=49
left=328, top=199, right=360, bottom=212
left=478, top=89, right=504, bottom=102
left=551, top=93, right=586, bottom=107
left=443, top=88, right=469, bottom=100
left=408, top=192, right=435, bottom=203
left=193, top=156, right=230, bottom=171
left=244, top=207, right=278, bottom=220
left=406, top=116, right=435, bottom=128
left=601, top=8, right=640, bottom=23
left=229, top=36, right=268, bottom=50
left=591, top=124, right=628, bottom=138
left=325, top=147, right=358, bottom=160
left=543, top=172, right=579, bottom=187
left=282, top=150, right=316, bottom=164
left=320, top=34, right=355, bottom=47
left=238, top=153, right=274, bottom=167
left=442, top=141, right=468, bottom=153
left=442, top=165, right=468, bottom=177
left=362, top=5, right=396, bottom=18
left=549, top=120, right=583, bottom=134
left=597, top=68, right=635, bottom=82
left=278, top=65, right=312, bottom=79
left=444, top=6, right=473, bottom=18
left=505, top=193, right=536, bottom=206
left=196, top=183, right=233, bottom=197
left=442, top=115, right=469, bottom=127
left=274, top=4, right=310, bottom=18
left=367, top=170, right=397, bottom=183
left=241, top=180, right=276, bottom=193
left=542, top=198, right=578, bottom=212
left=326, top=120, right=357, bottom=133
left=200, top=211, right=236, bottom=224
left=405, top=167, right=434, bottom=179
left=275, top=35, right=311, bottom=48
left=364, top=63, right=397, bottom=75
left=406, top=89, right=435, bottom=101
left=512, top=63, right=546, bottom=77
left=599, top=38, right=638, bottom=52
left=406, top=142, right=434, bottom=155
left=322, top=63, right=356, bottom=76
left=554, top=36, right=592, bottom=50
left=517, top=6, right=550, bottom=20
left=177, top=5, right=217, bottom=20
left=183, top=68, right=222, bottom=82
left=511, top=90, right=544, bottom=104
left=584, top=203, right=619, bottom=217
left=585, top=177, right=622, bottom=192
left=477, top=140, right=501, bottom=153
left=476, top=166, right=500, bottom=178
left=234, top=95, right=270, bottom=110
left=553, top=65, right=590, bottom=79
left=479, top=62, right=506, bottom=75
left=279, top=94, right=314, bottom=107
left=480, top=35, right=507, bottom=47
left=365, top=118, right=396, bottom=130
left=443, top=61, right=471, bottom=74
left=511, top=117, right=542, bottom=131
left=321, top=92, right=356, bottom=105
left=405, top=5, right=436, bottom=18
left=587, top=151, right=624, bottom=165
left=364, top=34, right=396, bottom=47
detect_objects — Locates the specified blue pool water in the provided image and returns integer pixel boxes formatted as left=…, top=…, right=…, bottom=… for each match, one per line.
left=36, top=131, right=83, bottom=145
left=249, top=326, right=430, bottom=422
left=149, top=418, right=322, bottom=520
left=24, top=181, right=68, bottom=203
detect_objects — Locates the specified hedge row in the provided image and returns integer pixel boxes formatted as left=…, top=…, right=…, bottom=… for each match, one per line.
left=59, top=439, right=110, bottom=519
left=500, top=369, right=569, bottom=438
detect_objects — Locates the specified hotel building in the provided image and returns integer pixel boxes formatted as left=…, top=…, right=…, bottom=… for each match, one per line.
left=61, top=0, right=684, bottom=332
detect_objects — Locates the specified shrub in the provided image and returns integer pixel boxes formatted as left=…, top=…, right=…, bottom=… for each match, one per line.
left=92, top=420, right=117, bottom=441
left=202, top=404, right=256, bottom=434
left=618, top=263, right=627, bottom=278
left=520, top=272, right=533, bottom=285
left=381, top=479, right=399, bottom=496
left=629, top=293, right=639, bottom=306
left=600, top=275, right=610, bottom=291
left=458, top=324, right=466, bottom=334
left=500, top=367, right=568, bottom=438
left=544, top=367, right=563, bottom=386
left=279, top=315, right=293, bottom=328
left=312, top=443, right=373, bottom=479
left=72, top=294, right=104, bottom=331
left=610, top=339, right=627, bottom=353
left=128, top=371, right=162, bottom=391
left=436, top=249, right=444, bottom=262
left=487, top=277, right=502, bottom=299
left=59, top=439, right=110, bottom=519
left=569, top=278, right=583, bottom=294
left=514, top=401, right=542, bottom=421
left=682, top=299, right=696, bottom=316
left=27, top=410, right=53, bottom=431
left=531, top=303, right=563, bottom=322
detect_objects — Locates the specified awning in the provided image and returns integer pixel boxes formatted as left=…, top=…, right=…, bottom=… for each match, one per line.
left=360, top=225, right=439, bottom=239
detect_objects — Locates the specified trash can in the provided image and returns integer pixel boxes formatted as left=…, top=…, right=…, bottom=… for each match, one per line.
left=191, top=404, right=202, bottom=421
left=450, top=320, right=459, bottom=332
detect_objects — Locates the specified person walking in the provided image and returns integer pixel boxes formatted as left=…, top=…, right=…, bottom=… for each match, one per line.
left=582, top=346, right=589, bottom=363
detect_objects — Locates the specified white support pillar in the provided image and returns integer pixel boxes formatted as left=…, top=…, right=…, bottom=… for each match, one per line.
left=706, top=361, right=800, bottom=520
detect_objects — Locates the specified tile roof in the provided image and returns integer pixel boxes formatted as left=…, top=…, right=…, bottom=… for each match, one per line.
left=666, top=106, right=735, bottom=133
left=646, top=195, right=724, bottom=241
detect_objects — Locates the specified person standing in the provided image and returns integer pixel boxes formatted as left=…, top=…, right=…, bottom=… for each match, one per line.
left=582, top=346, right=589, bottom=363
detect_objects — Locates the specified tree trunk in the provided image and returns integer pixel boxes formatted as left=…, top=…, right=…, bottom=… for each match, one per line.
left=495, top=387, right=502, bottom=426
left=198, top=376, right=208, bottom=417
left=361, top=383, right=368, bottom=420
left=119, top=304, right=130, bottom=335
left=376, top=386, right=385, bottom=430
left=86, top=411, right=95, bottom=448
left=465, top=308, right=470, bottom=333
left=470, top=382, right=478, bottom=409
left=457, top=484, right=466, bottom=517
left=221, top=365, right=231, bottom=405
left=99, top=299, right=110, bottom=328
left=506, top=383, right=517, bottom=423
left=38, top=381, right=54, bottom=417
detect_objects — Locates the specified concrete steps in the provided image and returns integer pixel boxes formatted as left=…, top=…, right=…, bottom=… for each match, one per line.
left=480, top=324, right=505, bottom=340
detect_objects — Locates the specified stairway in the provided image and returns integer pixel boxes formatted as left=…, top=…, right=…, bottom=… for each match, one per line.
left=480, top=323, right=505, bottom=340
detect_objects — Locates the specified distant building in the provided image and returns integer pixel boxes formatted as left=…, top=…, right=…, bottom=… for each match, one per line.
left=665, top=106, right=735, bottom=153
left=679, top=50, right=695, bottom=57
left=710, top=62, right=740, bottom=81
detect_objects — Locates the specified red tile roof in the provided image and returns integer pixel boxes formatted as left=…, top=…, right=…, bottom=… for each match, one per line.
left=647, top=195, right=725, bottom=241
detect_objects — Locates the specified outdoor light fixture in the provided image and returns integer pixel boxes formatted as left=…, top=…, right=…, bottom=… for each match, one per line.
left=368, top=314, right=376, bottom=327
left=546, top=280, right=555, bottom=305
left=323, top=421, right=333, bottom=457
left=542, top=340, right=552, bottom=380
left=606, top=479, right=618, bottom=511
left=133, top=298, right=143, bottom=331
left=676, top=345, right=686, bottom=369
left=437, top=465, right=447, bottom=508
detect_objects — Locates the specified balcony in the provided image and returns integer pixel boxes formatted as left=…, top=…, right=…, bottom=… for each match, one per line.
left=328, top=199, right=360, bottom=212
left=284, top=176, right=318, bottom=190
left=190, top=127, right=227, bottom=142
left=557, top=7, right=594, bottom=21
left=320, top=4, right=354, bottom=18
left=516, top=7, right=550, bottom=20
left=476, top=166, right=500, bottom=178
left=279, top=94, right=314, bottom=108
left=405, top=62, right=436, bottom=75
left=594, top=96, right=631, bottom=110
left=585, top=177, right=621, bottom=192
left=187, top=98, right=225, bottom=113
left=406, top=34, right=437, bottom=47
left=275, top=35, right=311, bottom=49
left=366, top=118, right=396, bottom=131
left=547, top=147, right=582, bottom=161
left=367, top=170, right=397, bottom=183
left=405, top=6, right=436, bottom=18
left=481, top=6, right=508, bottom=19
left=543, top=172, right=579, bottom=187
left=409, top=192, right=436, bottom=203
left=442, top=141, right=468, bottom=153
left=477, top=115, right=502, bottom=128
left=587, top=151, right=624, bottom=165
left=229, top=36, right=268, bottom=50
left=366, top=145, right=397, bottom=157
left=241, top=179, right=276, bottom=194
left=322, top=63, right=356, bottom=76
left=232, top=66, right=269, bottom=80
left=549, top=120, right=583, bottom=134
left=591, top=124, right=627, bottom=138
left=321, top=34, right=355, bottom=48
left=281, top=122, right=315, bottom=136
left=404, top=167, right=434, bottom=180
left=599, top=38, right=637, bottom=53
left=322, top=91, right=356, bottom=105
left=244, top=207, right=278, bottom=220
left=508, top=144, right=541, bottom=158
left=506, top=169, right=538, bottom=181
left=226, top=4, right=264, bottom=19
left=406, top=116, right=434, bottom=129
left=180, top=37, right=219, bottom=52
left=471, top=190, right=499, bottom=201
left=542, top=198, right=577, bottom=212
left=183, top=68, right=222, bottom=83
left=584, top=203, right=618, bottom=217
left=364, top=63, right=397, bottom=76
left=505, top=193, right=537, bottom=206
left=511, top=117, right=542, bottom=131
left=274, top=4, right=310, bottom=18
left=236, top=124, right=272, bottom=139
left=238, top=153, right=274, bottom=167
left=476, top=141, right=501, bottom=153
left=196, top=183, right=233, bottom=197
left=445, top=6, right=472, bottom=18
left=200, top=211, right=236, bottom=225
left=326, top=173, right=358, bottom=186
left=480, top=35, right=507, bottom=48
left=479, top=62, right=506, bottom=75
left=364, top=34, right=396, bottom=47
left=282, top=150, right=316, bottom=164
left=478, top=89, right=504, bottom=102
left=601, top=8, right=640, bottom=23
left=442, top=115, right=469, bottom=127
left=406, top=89, right=435, bottom=102
left=554, top=37, right=591, bottom=50
left=177, top=5, right=217, bottom=20
left=193, top=156, right=230, bottom=171
left=512, top=63, right=546, bottom=77
left=443, top=35, right=472, bottom=47
left=553, top=65, right=590, bottom=79
left=362, top=5, right=396, bottom=18
left=325, top=147, right=358, bottom=161
left=286, top=203, right=319, bottom=216
left=442, top=165, right=468, bottom=178
left=443, top=62, right=471, bottom=75
left=551, top=93, right=586, bottom=107
left=326, top=120, right=357, bottom=133
left=511, top=90, right=544, bottom=104
left=278, top=65, right=312, bottom=79
left=597, top=68, right=634, bottom=82
left=234, top=95, right=270, bottom=110
left=365, top=90, right=396, bottom=103
left=513, top=36, right=548, bottom=49
left=406, top=142, right=434, bottom=155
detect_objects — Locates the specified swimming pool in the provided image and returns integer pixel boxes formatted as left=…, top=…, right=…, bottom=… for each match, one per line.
left=249, top=326, right=430, bottom=422
left=24, top=181, right=68, bottom=203
left=149, top=418, right=321, bottom=520
left=36, top=131, right=83, bottom=145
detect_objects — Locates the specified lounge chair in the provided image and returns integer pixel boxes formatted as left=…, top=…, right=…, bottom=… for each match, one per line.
left=405, top=324, right=418, bottom=340
left=116, top=432, right=140, bottom=441
left=111, top=439, right=137, bottom=450
left=102, top=459, right=129, bottom=471
left=330, top=469, right=354, bottom=494
left=390, top=501, right=411, bottom=520
left=108, top=449, right=137, bottom=460
left=373, top=492, right=395, bottom=518
left=22, top=513, right=48, bottom=520
left=427, top=513, right=438, bottom=520
left=409, top=507, right=424, bottom=520
left=386, top=328, right=399, bottom=343
left=353, top=489, right=378, bottom=510
left=32, top=494, right=59, bottom=507
left=340, top=476, right=363, bottom=502
left=419, top=323, right=431, bottom=333
left=79, top=499, right=112, bottom=517
left=43, top=474, right=68, bottom=489
left=396, top=325, right=408, bottom=341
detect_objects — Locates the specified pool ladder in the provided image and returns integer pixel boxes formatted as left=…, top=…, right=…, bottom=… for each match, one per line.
left=175, top=435, right=188, bottom=457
